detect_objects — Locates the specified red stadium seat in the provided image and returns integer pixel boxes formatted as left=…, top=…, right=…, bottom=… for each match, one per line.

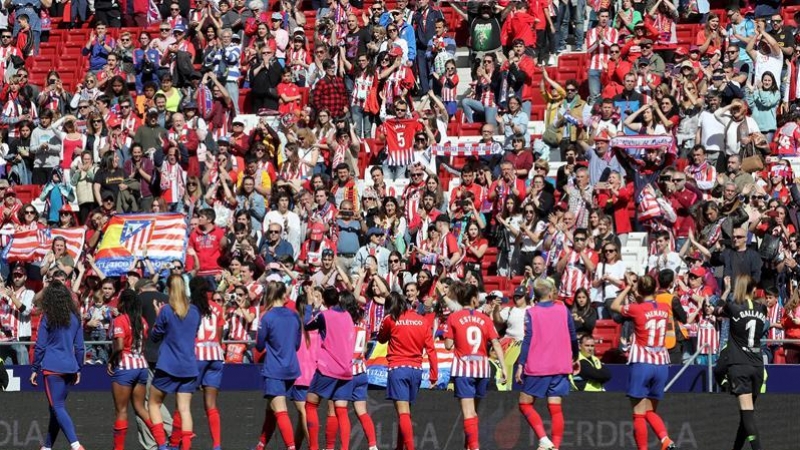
left=592, top=319, right=621, bottom=358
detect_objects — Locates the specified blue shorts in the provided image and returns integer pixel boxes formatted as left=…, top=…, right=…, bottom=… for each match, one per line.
left=309, top=371, right=354, bottom=401
left=522, top=374, right=570, bottom=399
left=152, top=370, right=197, bottom=394
left=288, top=385, right=309, bottom=402
left=263, top=377, right=294, bottom=398
left=351, top=372, right=369, bottom=402
left=453, top=377, right=490, bottom=399
left=386, top=367, right=422, bottom=403
left=111, top=368, right=148, bottom=387
left=197, top=360, right=224, bottom=389
left=627, top=363, right=668, bottom=400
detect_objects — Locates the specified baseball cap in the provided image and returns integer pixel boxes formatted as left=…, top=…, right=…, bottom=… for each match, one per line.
left=292, top=26, right=305, bottom=35
left=639, top=38, right=653, bottom=45
left=232, top=117, right=245, bottom=125
left=689, top=267, right=706, bottom=278
left=0, top=179, right=9, bottom=189
left=388, top=45, right=403, bottom=57
left=174, top=23, right=187, bottom=33
left=487, top=290, right=504, bottom=299
left=367, top=227, right=384, bottom=237
left=674, top=47, right=688, bottom=56
left=106, top=116, right=121, bottom=128
left=218, top=137, right=231, bottom=146
left=309, top=223, right=325, bottom=240
left=135, top=278, right=154, bottom=291
left=689, top=45, right=700, bottom=53
left=514, top=286, right=527, bottom=297
left=271, top=12, right=282, bottom=20
left=435, top=214, right=450, bottom=224
left=595, top=130, right=611, bottom=142
left=12, top=264, right=25, bottom=275
left=637, top=57, right=650, bottom=66
left=146, top=107, right=159, bottom=115
left=685, top=251, right=703, bottom=262
left=5, top=187, right=16, bottom=197
left=322, top=248, right=334, bottom=257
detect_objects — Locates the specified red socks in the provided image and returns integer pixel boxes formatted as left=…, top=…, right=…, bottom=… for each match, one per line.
left=518, top=403, right=546, bottom=439
left=358, top=413, right=377, bottom=447
left=207, top=408, right=221, bottom=448
left=149, top=421, right=167, bottom=447
left=335, top=406, right=351, bottom=450
left=645, top=410, right=668, bottom=440
left=259, top=410, right=276, bottom=446
left=398, top=412, right=415, bottom=450
left=463, top=417, right=479, bottom=450
left=305, top=402, right=320, bottom=450
left=275, top=410, right=296, bottom=450
left=325, top=411, right=339, bottom=450
left=170, top=410, right=183, bottom=447
left=180, top=430, right=193, bottom=450
left=113, top=420, right=127, bottom=450
left=633, top=413, right=648, bottom=450
left=548, top=403, right=564, bottom=449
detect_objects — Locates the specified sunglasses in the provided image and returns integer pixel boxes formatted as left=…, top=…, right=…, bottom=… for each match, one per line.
left=410, top=173, right=423, bottom=177
left=18, top=74, right=27, bottom=78
left=268, top=230, right=281, bottom=234
left=396, top=108, right=407, bottom=113
left=387, top=28, right=397, bottom=32
left=390, top=259, right=400, bottom=263
left=733, top=235, right=746, bottom=239
left=610, top=50, right=620, bottom=54
left=24, top=210, right=35, bottom=214
left=603, top=249, right=616, bottom=253
left=160, top=28, right=170, bottom=32
left=1, top=35, right=11, bottom=39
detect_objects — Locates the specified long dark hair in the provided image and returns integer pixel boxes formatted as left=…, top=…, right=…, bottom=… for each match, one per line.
left=340, top=291, right=362, bottom=323
left=189, top=276, right=211, bottom=317
left=117, top=289, right=144, bottom=350
left=42, top=281, right=79, bottom=329
left=385, top=291, right=409, bottom=322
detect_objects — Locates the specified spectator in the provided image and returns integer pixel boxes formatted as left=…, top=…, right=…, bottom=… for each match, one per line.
left=571, top=334, right=612, bottom=391
left=188, top=208, right=228, bottom=289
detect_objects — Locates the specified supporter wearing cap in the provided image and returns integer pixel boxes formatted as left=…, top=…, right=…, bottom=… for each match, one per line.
left=352, top=227, right=391, bottom=277
left=188, top=208, right=228, bottom=289
left=634, top=37, right=664, bottom=77
left=179, top=99, right=208, bottom=144
left=298, top=222, right=337, bottom=273
left=268, top=12, right=289, bottom=65
left=492, top=285, right=529, bottom=370
left=133, top=105, right=168, bottom=155
left=553, top=227, right=598, bottom=304
left=619, top=20, right=654, bottom=64
left=310, top=247, right=353, bottom=289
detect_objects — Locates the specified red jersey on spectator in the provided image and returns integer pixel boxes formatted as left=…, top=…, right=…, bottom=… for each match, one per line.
left=188, top=225, right=225, bottom=277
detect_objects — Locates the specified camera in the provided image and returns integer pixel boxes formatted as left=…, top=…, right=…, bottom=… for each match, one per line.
left=460, top=200, right=471, bottom=208
left=49, top=79, right=56, bottom=85
left=566, top=156, right=575, bottom=165
left=341, top=210, right=352, bottom=218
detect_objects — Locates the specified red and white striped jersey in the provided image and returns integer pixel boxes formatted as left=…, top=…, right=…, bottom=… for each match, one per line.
left=225, top=305, right=256, bottom=341
left=444, top=309, right=498, bottom=378
left=112, top=314, right=149, bottom=370
left=0, top=295, right=21, bottom=342
left=556, top=249, right=594, bottom=300
left=380, top=119, right=423, bottom=167
left=586, top=26, right=620, bottom=71
left=767, top=302, right=785, bottom=341
left=696, top=317, right=719, bottom=355
left=196, top=301, right=225, bottom=361
left=621, top=301, right=671, bottom=365
left=684, top=162, right=717, bottom=193
left=440, top=73, right=459, bottom=103
left=353, top=320, right=368, bottom=375
left=401, top=181, right=426, bottom=226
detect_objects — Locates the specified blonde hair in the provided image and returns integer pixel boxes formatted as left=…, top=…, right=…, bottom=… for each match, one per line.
left=732, top=274, right=757, bottom=305
left=167, top=274, right=190, bottom=318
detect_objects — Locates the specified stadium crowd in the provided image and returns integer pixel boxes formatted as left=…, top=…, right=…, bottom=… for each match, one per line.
left=1, top=0, right=800, bottom=392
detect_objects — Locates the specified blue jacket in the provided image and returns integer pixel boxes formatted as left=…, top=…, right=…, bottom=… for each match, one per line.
left=150, top=304, right=201, bottom=378
left=81, top=36, right=115, bottom=71
left=32, top=314, right=84, bottom=374
left=256, top=306, right=301, bottom=380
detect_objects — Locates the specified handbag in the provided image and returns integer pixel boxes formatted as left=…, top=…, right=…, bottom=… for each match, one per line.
left=736, top=120, right=765, bottom=173
left=542, top=123, right=561, bottom=147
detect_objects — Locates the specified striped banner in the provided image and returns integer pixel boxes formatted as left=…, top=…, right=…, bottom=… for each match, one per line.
left=94, top=213, right=188, bottom=277
left=4, top=228, right=85, bottom=263
left=429, top=142, right=504, bottom=156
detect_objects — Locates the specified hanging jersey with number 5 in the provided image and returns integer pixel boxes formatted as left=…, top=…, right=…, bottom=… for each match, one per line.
left=379, top=118, right=424, bottom=167
left=196, top=301, right=225, bottom=361
left=722, top=300, right=767, bottom=366
left=621, top=301, right=671, bottom=365
left=353, top=320, right=368, bottom=375
left=444, top=309, right=499, bottom=378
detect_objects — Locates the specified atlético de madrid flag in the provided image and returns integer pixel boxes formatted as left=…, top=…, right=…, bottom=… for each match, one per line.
left=94, top=213, right=188, bottom=277
left=4, top=228, right=85, bottom=263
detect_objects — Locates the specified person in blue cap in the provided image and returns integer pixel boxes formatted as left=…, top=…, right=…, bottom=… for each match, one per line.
left=352, top=227, right=391, bottom=277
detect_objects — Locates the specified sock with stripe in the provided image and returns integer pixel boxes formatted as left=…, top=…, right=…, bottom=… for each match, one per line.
left=741, top=410, right=762, bottom=450
left=324, top=410, right=338, bottom=450
left=276, top=410, right=296, bottom=450
left=518, top=403, right=547, bottom=439
left=548, top=403, right=564, bottom=449
left=357, top=412, right=377, bottom=447
left=169, top=410, right=182, bottom=447
left=633, top=413, right=648, bottom=450
left=180, top=430, right=193, bottom=450
left=149, top=421, right=167, bottom=447
left=398, top=412, right=415, bottom=450
left=112, top=420, right=127, bottom=450
left=206, top=407, right=221, bottom=448
left=305, top=401, right=320, bottom=450
left=258, top=410, right=276, bottom=447
left=645, top=410, right=668, bottom=441
left=463, top=416, right=479, bottom=450
left=335, top=406, right=351, bottom=450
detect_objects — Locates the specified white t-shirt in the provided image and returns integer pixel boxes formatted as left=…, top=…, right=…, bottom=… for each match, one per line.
left=499, top=305, right=529, bottom=341
left=698, top=110, right=726, bottom=153
left=592, top=260, right=627, bottom=302
left=647, top=251, right=684, bottom=274
left=753, top=49, right=783, bottom=89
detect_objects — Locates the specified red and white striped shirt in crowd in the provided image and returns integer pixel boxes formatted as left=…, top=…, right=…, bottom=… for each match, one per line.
left=246, top=280, right=264, bottom=304
left=440, top=73, right=459, bottom=103
left=351, top=72, right=374, bottom=109
left=585, top=26, right=620, bottom=71
left=365, top=299, right=385, bottom=340
left=287, top=47, right=310, bottom=79
left=684, top=161, right=717, bottom=194
left=556, top=249, right=596, bottom=301
left=160, top=161, right=186, bottom=204
left=0, top=295, right=21, bottom=342
left=111, top=314, right=149, bottom=370
left=696, top=317, right=719, bottom=355
left=444, top=309, right=498, bottom=378
left=196, top=301, right=225, bottom=361
left=121, top=114, right=140, bottom=136
left=0, top=45, right=22, bottom=75
left=622, top=301, right=672, bottom=365
left=353, top=320, right=368, bottom=375
left=767, top=302, right=785, bottom=342
left=679, top=287, right=704, bottom=337
left=225, top=305, right=256, bottom=342
left=477, top=75, right=496, bottom=108
left=401, top=181, right=426, bottom=226
left=3, top=99, right=37, bottom=139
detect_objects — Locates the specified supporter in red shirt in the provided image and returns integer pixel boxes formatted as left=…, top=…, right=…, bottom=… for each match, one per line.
left=601, top=43, right=632, bottom=99
left=695, top=12, right=724, bottom=57
left=593, top=171, right=634, bottom=238
left=666, top=172, right=699, bottom=249
left=188, top=208, right=228, bottom=288
left=488, top=161, right=526, bottom=216
left=500, top=3, right=536, bottom=50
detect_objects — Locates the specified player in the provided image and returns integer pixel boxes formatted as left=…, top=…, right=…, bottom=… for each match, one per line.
left=30, top=282, right=86, bottom=450
left=610, top=274, right=677, bottom=450
left=304, top=287, right=356, bottom=450
left=445, top=281, right=508, bottom=450
left=715, top=275, right=767, bottom=450
left=108, top=289, right=152, bottom=450
left=377, top=292, right=438, bottom=450
left=253, top=281, right=302, bottom=450
left=168, top=278, right=225, bottom=450
left=516, top=279, right=578, bottom=450
left=147, top=275, right=202, bottom=450
left=290, top=289, right=321, bottom=449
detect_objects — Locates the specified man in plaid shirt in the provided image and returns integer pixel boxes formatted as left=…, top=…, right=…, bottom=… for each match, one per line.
left=310, top=58, right=349, bottom=118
